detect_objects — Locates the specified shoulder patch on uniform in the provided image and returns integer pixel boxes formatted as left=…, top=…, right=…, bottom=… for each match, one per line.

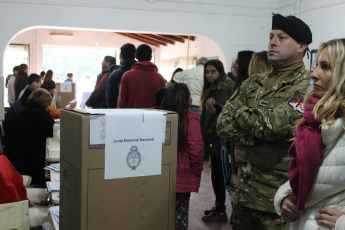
left=288, top=91, right=304, bottom=113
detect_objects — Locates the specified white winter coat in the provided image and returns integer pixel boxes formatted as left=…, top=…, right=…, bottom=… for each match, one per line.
left=274, top=118, right=345, bottom=230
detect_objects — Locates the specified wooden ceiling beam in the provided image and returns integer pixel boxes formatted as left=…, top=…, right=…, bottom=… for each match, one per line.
left=117, top=33, right=160, bottom=47
left=158, top=35, right=185, bottom=43
left=139, top=34, right=175, bottom=45
left=133, top=34, right=167, bottom=46
left=117, top=33, right=196, bottom=46
left=177, top=35, right=196, bottom=41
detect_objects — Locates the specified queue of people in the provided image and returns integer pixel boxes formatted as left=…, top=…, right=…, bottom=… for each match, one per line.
left=2, top=12, right=345, bottom=230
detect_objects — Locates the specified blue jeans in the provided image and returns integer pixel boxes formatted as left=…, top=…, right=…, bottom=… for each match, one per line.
left=220, top=139, right=232, bottom=203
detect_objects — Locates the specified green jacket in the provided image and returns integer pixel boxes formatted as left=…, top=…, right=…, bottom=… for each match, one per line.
left=217, top=65, right=310, bottom=213
left=200, top=73, right=234, bottom=157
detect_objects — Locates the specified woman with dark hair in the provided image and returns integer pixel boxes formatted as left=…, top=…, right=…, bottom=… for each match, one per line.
left=7, top=88, right=54, bottom=187
left=41, top=69, right=62, bottom=118
left=43, top=70, right=54, bottom=83
left=200, top=59, right=234, bottom=223
left=41, top=69, right=56, bottom=95
left=40, top=71, right=46, bottom=79
left=161, top=83, right=204, bottom=230
left=233, top=50, right=254, bottom=92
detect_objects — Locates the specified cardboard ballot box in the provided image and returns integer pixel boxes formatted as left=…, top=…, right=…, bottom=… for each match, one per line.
left=56, top=83, right=75, bottom=109
left=60, top=109, right=177, bottom=230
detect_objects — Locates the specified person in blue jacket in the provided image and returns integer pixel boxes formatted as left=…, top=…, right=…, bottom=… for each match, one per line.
left=106, top=43, right=137, bottom=108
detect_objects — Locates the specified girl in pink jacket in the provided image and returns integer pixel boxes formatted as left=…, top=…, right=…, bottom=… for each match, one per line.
left=161, top=83, right=204, bottom=230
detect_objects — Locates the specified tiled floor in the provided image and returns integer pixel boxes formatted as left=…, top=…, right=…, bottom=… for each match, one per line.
left=188, top=159, right=232, bottom=230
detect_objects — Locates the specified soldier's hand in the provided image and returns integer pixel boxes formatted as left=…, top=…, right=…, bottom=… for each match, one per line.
left=315, top=207, right=344, bottom=230
left=205, top=97, right=216, bottom=114
left=281, top=195, right=303, bottom=222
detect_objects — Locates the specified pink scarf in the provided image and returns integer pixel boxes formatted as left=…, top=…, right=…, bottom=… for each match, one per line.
left=288, top=95, right=324, bottom=211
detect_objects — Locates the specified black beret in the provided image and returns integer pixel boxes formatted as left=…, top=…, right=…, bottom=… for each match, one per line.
left=272, top=14, right=312, bottom=44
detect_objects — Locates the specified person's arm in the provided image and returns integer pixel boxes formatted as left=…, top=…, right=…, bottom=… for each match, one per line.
left=117, top=74, right=128, bottom=108
left=187, top=114, right=204, bottom=178
left=315, top=208, right=345, bottom=230
left=274, top=180, right=293, bottom=215
left=281, top=195, right=303, bottom=222
left=336, top=215, right=345, bottom=230
left=274, top=181, right=303, bottom=222
left=217, top=78, right=307, bottom=144
left=0, top=155, right=29, bottom=205
left=86, top=76, right=109, bottom=108
left=48, top=105, right=61, bottom=119
left=106, top=72, right=118, bottom=108
left=43, top=109, right=55, bottom=138
left=15, top=78, right=28, bottom=100
left=51, top=84, right=61, bottom=107
left=0, top=171, right=21, bottom=204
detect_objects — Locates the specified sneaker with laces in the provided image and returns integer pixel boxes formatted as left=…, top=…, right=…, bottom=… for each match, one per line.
left=204, top=207, right=216, bottom=215
left=202, top=211, right=228, bottom=223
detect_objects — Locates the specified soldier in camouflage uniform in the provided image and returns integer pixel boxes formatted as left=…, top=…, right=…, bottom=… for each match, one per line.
left=216, top=14, right=313, bottom=229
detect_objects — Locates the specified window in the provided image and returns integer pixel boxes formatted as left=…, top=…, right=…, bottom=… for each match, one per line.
left=42, top=45, right=117, bottom=108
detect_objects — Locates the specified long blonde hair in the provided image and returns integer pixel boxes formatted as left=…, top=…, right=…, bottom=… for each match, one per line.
left=306, top=38, right=345, bottom=126
left=248, top=51, right=271, bottom=76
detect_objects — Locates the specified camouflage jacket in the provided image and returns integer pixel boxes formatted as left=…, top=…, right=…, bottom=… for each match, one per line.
left=200, top=73, right=234, bottom=157
left=216, top=65, right=310, bottom=213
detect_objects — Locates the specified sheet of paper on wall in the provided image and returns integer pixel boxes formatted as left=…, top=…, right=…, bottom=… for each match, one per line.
left=104, top=110, right=167, bottom=180
left=60, top=82, right=72, bottom=92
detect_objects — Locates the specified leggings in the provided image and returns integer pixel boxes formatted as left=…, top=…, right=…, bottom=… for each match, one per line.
left=175, top=192, right=191, bottom=230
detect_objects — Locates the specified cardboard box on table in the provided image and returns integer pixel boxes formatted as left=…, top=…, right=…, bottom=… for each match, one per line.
left=60, top=109, right=177, bottom=230
left=56, top=83, right=75, bottom=109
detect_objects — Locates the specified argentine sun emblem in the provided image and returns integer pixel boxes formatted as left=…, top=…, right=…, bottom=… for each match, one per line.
left=127, top=146, right=141, bottom=170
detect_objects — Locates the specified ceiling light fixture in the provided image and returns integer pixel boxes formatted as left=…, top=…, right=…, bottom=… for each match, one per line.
left=50, top=33, right=74, bottom=38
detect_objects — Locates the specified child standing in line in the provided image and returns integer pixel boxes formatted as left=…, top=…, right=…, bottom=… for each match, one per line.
left=161, top=83, right=204, bottom=230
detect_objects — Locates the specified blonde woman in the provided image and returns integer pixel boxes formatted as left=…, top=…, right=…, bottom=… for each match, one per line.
left=248, top=51, right=271, bottom=76
left=274, top=38, right=345, bottom=229
left=7, top=88, right=54, bottom=187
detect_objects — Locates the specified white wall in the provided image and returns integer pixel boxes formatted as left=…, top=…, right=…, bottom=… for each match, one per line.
left=277, top=0, right=345, bottom=69
left=299, top=0, right=345, bottom=50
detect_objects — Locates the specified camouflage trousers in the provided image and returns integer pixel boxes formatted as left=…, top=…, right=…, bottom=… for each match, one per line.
left=230, top=203, right=286, bottom=230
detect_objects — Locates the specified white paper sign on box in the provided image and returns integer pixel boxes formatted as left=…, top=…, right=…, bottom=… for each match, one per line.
left=103, top=110, right=167, bottom=179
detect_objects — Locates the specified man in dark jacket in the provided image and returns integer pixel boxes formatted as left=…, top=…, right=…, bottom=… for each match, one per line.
left=106, top=43, right=136, bottom=108
left=14, top=64, right=28, bottom=100
left=86, top=56, right=117, bottom=108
